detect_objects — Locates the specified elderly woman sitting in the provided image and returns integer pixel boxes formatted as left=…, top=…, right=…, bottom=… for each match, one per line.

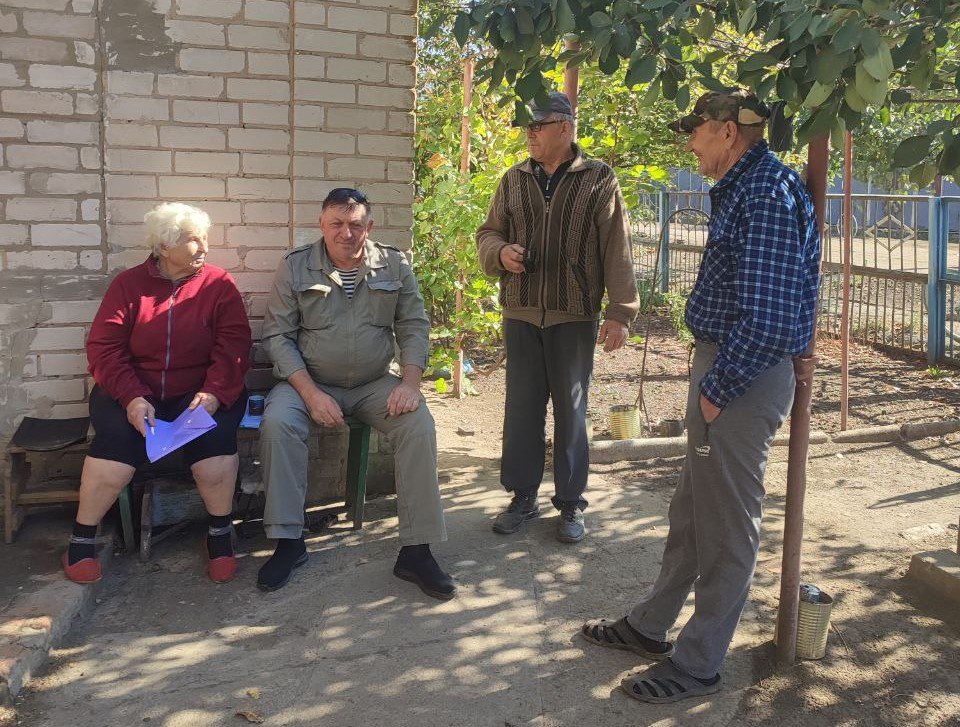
left=64, top=202, right=251, bottom=585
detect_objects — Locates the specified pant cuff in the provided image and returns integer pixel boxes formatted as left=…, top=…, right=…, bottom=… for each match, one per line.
left=398, top=529, right=447, bottom=547
left=264, top=525, right=305, bottom=540
left=626, top=613, right=668, bottom=643
left=668, top=651, right=718, bottom=681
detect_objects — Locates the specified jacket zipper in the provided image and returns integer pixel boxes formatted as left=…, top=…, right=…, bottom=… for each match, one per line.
left=161, top=280, right=177, bottom=399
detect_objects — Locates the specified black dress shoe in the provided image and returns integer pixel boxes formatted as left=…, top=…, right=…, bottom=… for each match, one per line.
left=393, top=546, right=456, bottom=601
left=257, top=537, right=308, bottom=592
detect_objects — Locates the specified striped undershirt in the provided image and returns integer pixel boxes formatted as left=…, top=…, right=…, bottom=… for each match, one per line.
left=336, top=266, right=360, bottom=299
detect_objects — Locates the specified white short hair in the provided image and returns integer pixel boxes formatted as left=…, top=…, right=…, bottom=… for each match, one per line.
left=144, top=202, right=211, bottom=255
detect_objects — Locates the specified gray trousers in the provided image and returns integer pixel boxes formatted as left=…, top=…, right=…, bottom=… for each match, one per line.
left=259, top=375, right=447, bottom=545
left=501, top=318, right=597, bottom=510
left=628, top=342, right=794, bottom=679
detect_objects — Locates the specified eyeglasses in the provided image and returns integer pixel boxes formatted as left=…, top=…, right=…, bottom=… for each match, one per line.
left=524, top=120, right=565, bottom=134
left=325, top=187, right=369, bottom=205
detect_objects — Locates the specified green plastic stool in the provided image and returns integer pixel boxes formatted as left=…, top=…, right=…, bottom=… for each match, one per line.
left=343, top=417, right=371, bottom=529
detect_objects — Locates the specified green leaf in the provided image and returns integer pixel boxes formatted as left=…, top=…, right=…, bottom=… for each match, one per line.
left=862, top=42, right=893, bottom=81
left=699, top=75, right=733, bottom=93
left=514, top=7, right=534, bottom=35
left=844, top=83, right=868, bottom=112
left=642, top=76, right=661, bottom=107
left=830, top=115, right=846, bottom=152
left=554, top=0, right=575, bottom=34
left=741, top=51, right=777, bottom=73
left=590, top=11, right=612, bottom=29
left=891, top=27, right=923, bottom=69
left=797, top=104, right=836, bottom=145
left=738, top=1, right=757, bottom=34
left=625, top=55, right=657, bottom=88
left=515, top=72, right=542, bottom=102
left=955, top=66, right=960, bottom=93
left=861, top=0, right=889, bottom=13
left=776, top=72, right=799, bottom=104
left=891, top=135, right=933, bottom=168
left=910, top=54, right=934, bottom=92
left=675, top=84, right=690, bottom=111
left=909, top=161, right=937, bottom=189
left=890, top=88, right=912, bottom=105
left=859, top=27, right=881, bottom=55
left=500, top=13, right=516, bottom=43
left=802, top=81, right=834, bottom=109
left=854, top=62, right=887, bottom=105
left=598, top=46, right=620, bottom=74
left=941, top=134, right=960, bottom=174
left=453, top=12, right=471, bottom=47
left=833, top=19, right=861, bottom=53
left=696, top=11, right=715, bottom=40
left=435, top=378, right=448, bottom=394
left=812, top=47, right=845, bottom=84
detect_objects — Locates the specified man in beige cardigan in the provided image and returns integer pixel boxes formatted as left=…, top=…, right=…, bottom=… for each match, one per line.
left=477, top=91, right=639, bottom=543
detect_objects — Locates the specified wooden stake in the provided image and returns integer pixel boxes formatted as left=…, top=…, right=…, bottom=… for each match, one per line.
left=452, top=57, right=474, bottom=399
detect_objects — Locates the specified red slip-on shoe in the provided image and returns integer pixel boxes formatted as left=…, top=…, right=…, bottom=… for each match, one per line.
left=62, top=552, right=101, bottom=584
left=203, top=538, right=237, bottom=584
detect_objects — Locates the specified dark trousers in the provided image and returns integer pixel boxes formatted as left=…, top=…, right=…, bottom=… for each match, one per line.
left=501, top=318, right=597, bottom=510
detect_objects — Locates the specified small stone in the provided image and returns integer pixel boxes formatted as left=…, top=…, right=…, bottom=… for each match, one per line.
left=456, top=427, right=475, bottom=436
left=898, top=523, right=948, bottom=541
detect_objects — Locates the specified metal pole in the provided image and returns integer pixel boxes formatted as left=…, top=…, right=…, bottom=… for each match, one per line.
left=452, top=57, right=474, bottom=398
left=657, top=189, right=670, bottom=293
left=927, top=195, right=944, bottom=364
left=840, top=131, right=853, bottom=431
left=776, top=133, right=828, bottom=666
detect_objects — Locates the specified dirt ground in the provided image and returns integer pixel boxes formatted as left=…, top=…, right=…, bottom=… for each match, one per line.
left=441, top=315, right=960, bottom=726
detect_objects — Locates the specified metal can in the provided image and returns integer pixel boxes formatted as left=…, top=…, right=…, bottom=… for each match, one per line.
left=248, top=394, right=265, bottom=416
left=799, top=583, right=822, bottom=603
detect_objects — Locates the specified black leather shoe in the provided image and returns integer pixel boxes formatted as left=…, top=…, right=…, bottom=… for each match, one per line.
left=393, top=547, right=456, bottom=601
left=257, top=537, right=308, bottom=592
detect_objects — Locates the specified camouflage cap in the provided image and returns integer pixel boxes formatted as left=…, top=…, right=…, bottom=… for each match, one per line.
left=668, top=90, right=770, bottom=134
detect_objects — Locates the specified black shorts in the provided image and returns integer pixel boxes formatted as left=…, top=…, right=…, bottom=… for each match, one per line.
left=87, top=385, right=247, bottom=468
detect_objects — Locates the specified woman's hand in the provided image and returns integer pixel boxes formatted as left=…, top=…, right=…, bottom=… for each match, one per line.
left=126, top=396, right=155, bottom=437
left=189, top=391, right=221, bottom=415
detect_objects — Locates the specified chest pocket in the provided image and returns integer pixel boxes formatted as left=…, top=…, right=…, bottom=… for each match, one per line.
left=295, top=282, right=334, bottom=328
left=367, top=279, right=401, bottom=327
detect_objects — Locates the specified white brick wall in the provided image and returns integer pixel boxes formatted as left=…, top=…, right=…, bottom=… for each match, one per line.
left=0, top=0, right=417, bottom=431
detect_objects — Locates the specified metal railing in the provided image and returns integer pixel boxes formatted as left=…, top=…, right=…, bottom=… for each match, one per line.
left=632, top=191, right=960, bottom=364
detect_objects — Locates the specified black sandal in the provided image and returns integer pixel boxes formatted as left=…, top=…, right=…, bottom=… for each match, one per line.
left=621, top=660, right=723, bottom=703
left=580, top=617, right=674, bottom=660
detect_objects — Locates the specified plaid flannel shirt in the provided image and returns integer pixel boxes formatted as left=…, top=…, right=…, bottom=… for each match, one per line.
left=685, top=141, right=821, bottom=409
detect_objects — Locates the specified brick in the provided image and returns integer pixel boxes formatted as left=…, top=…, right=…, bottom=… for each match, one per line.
left=190, top=200, right=241, bottom=222
left=357, top=182, right=412, bottom=205
left=0, top=171, right=26, bottom=194
left=293, top=104, right=324, bottom=128
left=175, top=0, right=241, bottom=18
left=243, top=247, right=287, bottom=270
left=328, top=7, right=387, bottom=32
left=106, top=199, right=155, bottom=224
left=359, top=35, right=414, bottom=61
left=22, top=377, right=86, bottom=401
left=9, top=193, right=76, bottom=221
left=80, top=249, right=102, bottom=268
left=1, top=89, right=72, bottom=115
left=106, top=70, right=154, bottom=95
left=357, top=0, right=414, bottom=9
left=294, top=28, right=356, bottom=54
left=81, top=198, right=99, bottom=220
left=73, top=40, right=95, bottom=64
left=295, top=4, right=325, bottom=24
left=293, top=179, right=336, bottom=202
left=26, top=120, right=97, bottom=144
left=179, top=48, right=245, bottom=73
left=0, top=11, right=19, bottom=32
left=0, top=224, right=29, bottom=244
left=172, top=99, right=239, bottom=124
left=164, top=19, right=226, bottom=45
left=0, top=118, right=25, bottom=138
left=0, top=38, right=69, bottom=63
left=106, top=148, right=172, bottom=173
left=6, top=250, right=76, bottom=269
left=376, top=227, right=411, bottom=247
left=228, top=127, right=289, bottom=151
left=47, top=299, right=100, bottom=323
left=389, top=13, right=417, bottom=37
left=297, top=80, right=355, bottom=103
left=29, top=172, right=100, bottom=194
left=106, top=223, right=148, bottom=247
left=244, top=0, right=289, bottom=23
left=22, top=10, right=95, bottom=38
left=242, top=153, right=290, bottom=175
left=31, top=223, right=100, bottom=245
left=75, top=92, right=97, bottom=115
left=292, top=154, right=324, bottom=178
left=73, top=0, right=95, bottom=12
left=105, top=174, right=157, bottom=198
left=158, top=175, right=226, bottom=198
left=294, top=55, right=325, bottom=79
left=388, top=63, right=415, bottom=87
left=227, top=177, right=289, bottom=199
left=204, top=247, right=241, bottom=269
left=295, top=130, right=354, bottom=154
left=80, top=146, right=100, bottom=169
left=0, top=63, right=25, bottom=87
left=157, top=74, right=224, bottom=97
left=227, top=225, right=289, bottom=247
left=26, top=63, right=94, bottom=89
left=387, top=110, right=413, bottom=132
left=6, top=144, right=78, bottom=170
left=326, top=157, right=385, bottom=180
left=107, top=95, right=169, bottom=121
left=386, top=205, right=413, bottom=227
left=242, top=102, right=288, bottom=125
left=326, top=107, right=386, bottom=130
left=174, top=151, right=239, bottom=174
left=159, top=125, right=227, bottom=149
left=326, top=57, right=387, bottom=83
left=243, top=201, right=289, bottom=223
left=107, top=249, right=150, bottom=270
left=226, top=78, right=289, bottom=101
left=105, top=123, right=158, bottom=147
left=359, top=85, right=414, bottom=109
left=387, top=160, right=413, bottom=182
left=248, top=52, right=288, bottom=76
left=357, top=134, right=412, bottom=158
left=39, top=352, right=86, bottom=375
left=228, top=24, right=288, bottom=50
left=231, top=271, right=274, bottom=293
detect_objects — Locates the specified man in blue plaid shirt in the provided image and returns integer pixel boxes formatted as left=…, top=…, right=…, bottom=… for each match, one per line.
left=581, top=90, right=821, bottom=703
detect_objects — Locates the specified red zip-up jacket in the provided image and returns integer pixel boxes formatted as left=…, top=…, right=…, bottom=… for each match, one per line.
left=87, top=256, right=252, bottom=409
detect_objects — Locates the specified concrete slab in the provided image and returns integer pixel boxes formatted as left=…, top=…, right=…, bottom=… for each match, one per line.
left=907, top=549, right=960, bottom=605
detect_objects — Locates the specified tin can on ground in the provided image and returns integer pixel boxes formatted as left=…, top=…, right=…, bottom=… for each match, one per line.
left=796, top=586, right=833, bottom=660
left=609, top=404, right=642, bottom=440
left=248, top=394, right=265, bottom=417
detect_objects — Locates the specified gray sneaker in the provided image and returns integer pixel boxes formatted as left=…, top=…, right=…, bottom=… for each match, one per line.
left=492, top=493, right=540, bottom=534
left=556, top=505, right=585, bottom=543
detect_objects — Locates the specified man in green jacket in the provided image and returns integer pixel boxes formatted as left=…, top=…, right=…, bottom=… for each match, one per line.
left=258, top=188, right=454, bottom=600
left=477, top=92, right=639, bottom=543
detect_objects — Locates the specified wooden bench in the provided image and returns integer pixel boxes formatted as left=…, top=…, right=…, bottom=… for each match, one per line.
left=2, top=414, right=371, bottom=552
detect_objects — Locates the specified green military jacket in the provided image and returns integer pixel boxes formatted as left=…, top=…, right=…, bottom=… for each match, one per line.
left=262, top=238, right=430, bottom=389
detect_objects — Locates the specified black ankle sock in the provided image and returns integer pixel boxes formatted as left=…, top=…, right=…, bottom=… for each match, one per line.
left=669, top=659, right=721, bottom=685
left=623, top=617, right=672, bottom=654
left=398, top=544, right=431, bottom=563
left=68, top=522, right=98, bottom=565
left=206, top=514, right=234, bottom=559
